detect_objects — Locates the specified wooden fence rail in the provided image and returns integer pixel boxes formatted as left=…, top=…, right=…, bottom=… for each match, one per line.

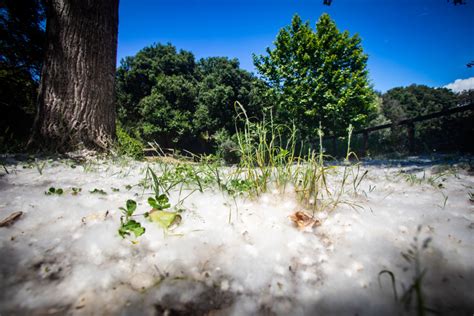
left=326, top=102, right=474, bottom=155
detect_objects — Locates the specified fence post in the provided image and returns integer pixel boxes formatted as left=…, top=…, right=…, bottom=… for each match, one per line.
left=407, top=122, right=415, bottom=154
left=362, top=130, right=369, bottom=157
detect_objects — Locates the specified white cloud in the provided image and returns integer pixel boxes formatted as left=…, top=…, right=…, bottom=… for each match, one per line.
left=444, top=77, right=474, bottom=93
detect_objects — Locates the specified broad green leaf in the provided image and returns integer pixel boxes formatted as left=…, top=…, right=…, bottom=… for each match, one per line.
left=119, top=207, right=128, bottom=215
left=126, top=199, right=137, bottom=216
left=156, top=194, right=171, bottom=210
left=148, top=197, right=159, bottom=209
left=119, top=219, right=145, bottom=238
left=149, top=211, right=181, bottom=229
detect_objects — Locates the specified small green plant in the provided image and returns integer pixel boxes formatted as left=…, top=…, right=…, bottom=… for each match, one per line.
left=213, top=129, right=241, bottom=164
left=225, top=179, right=253, bottom=196
left=146, top=182, right=182, bottom=230
left=45, top=187, right=63, bottom=195
left=116, top=125, right=144, bottom=160
left=229, top=102, right=365, bottom=215
left=399, top=169, right=448, bottom=189
left=117, top=169, right=183, bottom=241
left=34, top=159, right=46, bottom=175
left=438, top=191, right=448, bottom=209
left=148, top=194, right=171, bottom=210
left=118, top=199, right=145, bottom=238
left=90, top=188, right=107, bottom=195
left=111, top=187, right=120, bottom=192
left=147, top=205, right=181, bottom=230
left=378, top=226, right=435, bottom=316
left=143, top=164, right=207, bottom=203
left=400, top=171, right=423, bottom=186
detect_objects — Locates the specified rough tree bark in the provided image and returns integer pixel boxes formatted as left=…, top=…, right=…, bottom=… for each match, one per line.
left=30, top=0, right=119, bottom=151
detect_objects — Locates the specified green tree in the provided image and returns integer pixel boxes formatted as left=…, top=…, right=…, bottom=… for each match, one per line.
left=116, top=44, right=196, bottom=127
left=254, top=14, right=376, bottom=140
left=116, top=44, right=199, bottom=148
left=382, top=85, right=457, bottom=121
left=138, top=75, right=197, bottom=148
left=0, top=0, right=45, bottom=150
left=194, top=57, right=267, bottom=136
left=381, top=84, right=472, bottom=152
left=115, top=44, right=269, bottom=152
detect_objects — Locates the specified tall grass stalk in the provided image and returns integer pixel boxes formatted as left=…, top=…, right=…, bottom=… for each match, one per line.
left=137, top=103, right=368, bottom=220
left=233, top=102, right=365, bottom=214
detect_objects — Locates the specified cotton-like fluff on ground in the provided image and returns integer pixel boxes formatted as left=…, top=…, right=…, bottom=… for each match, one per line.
left=0, top=155, right=473, bottom=315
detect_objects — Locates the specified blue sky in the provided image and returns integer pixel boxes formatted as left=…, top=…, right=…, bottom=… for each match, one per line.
left=117, top=0, right=474, bottom=92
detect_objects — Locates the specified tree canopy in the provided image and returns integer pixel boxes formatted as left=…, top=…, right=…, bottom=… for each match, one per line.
left=381, top=84, right=458, bottom=122
left=378, top=84, right=472, bottom=153
left=0, top=0, right=45, bottom=150
left=254, top=14, right=376, bottom=140
left=116, top=43, right=268, bottom=151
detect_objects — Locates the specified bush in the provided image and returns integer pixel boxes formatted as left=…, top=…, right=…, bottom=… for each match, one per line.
left=213, top=129, right=241, bottom=164
left=116, top=126, right=144, bottom=160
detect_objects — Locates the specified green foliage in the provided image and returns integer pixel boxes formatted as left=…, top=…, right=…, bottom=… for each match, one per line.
left=148, top=194, right=171, bottom=210
left=118, top=219, right=145, bottom=239
left=144, top=164, right=212, bottom=197
left=254, top=13, right=376, bottom=140
left=89, top=188, right=107, bottom=195
left=146, top=194, right=181, bottom=229
left=143, top=167, right=183, bottom=229
left=45, top=187, right=63, bottom=195
left=225, top=179, right=253, bottom=196
left=194, top=57, right=268, bottom=135
left=116, top=125, right=144, bottom=159
left=382, top=85, right=457, bottom=122
left=230, top=102, right=365, bottom=213
left=378, top=226, right=434, bottom=315
left=118, top=199, right=145, bottom=239
left=115, top=43, right=268, bottom=152
left=379, top=85, right=472, bottom=153
left=138, top=77, right=196, bottom=146
left=0, top=0, right=45, bottom=151
left=122, top=199, right=137, bottom=217
left=116, top=44, right=197, bottom=148
left=213, top=129, right=241, bottom=164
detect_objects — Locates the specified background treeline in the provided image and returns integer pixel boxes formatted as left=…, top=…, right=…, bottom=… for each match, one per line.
left=1, top=2, right=472, bottom=159
left=0, top=0, right=45, bottom=151
left=370, top=86, right=473, bottom=155
left=327, top=86, right=474, bottom=157
left=115, top=44, right=270, bottom=154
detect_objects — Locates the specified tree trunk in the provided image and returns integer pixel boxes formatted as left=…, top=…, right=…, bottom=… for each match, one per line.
left=30, top=0, right=119, bottom=151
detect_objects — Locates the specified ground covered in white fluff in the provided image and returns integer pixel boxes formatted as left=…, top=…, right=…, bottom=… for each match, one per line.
left=0, top=155, right=473, bottom=316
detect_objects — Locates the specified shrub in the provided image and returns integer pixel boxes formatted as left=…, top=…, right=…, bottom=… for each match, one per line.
left=213, top=129, right=241, bottom=164
left=116, top=125, right=144, bottom=160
